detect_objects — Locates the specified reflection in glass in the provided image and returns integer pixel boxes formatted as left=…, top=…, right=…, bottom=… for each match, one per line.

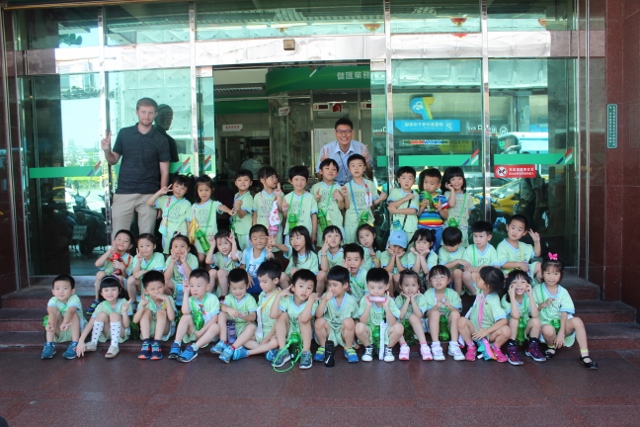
left=14, top=7, right=99, bottom=50
left=488, top=0, right=575, bottom=31
left=390, top=1, right=480, bottom=33
left=105, top=3, right=189, bottom=46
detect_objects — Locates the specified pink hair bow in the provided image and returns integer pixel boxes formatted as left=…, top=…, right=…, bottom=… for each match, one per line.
left=548, top=252, right=558, bottom=260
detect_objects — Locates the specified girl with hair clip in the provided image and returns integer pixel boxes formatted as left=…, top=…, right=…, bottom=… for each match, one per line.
left=441, top=167, right=474, bottom=247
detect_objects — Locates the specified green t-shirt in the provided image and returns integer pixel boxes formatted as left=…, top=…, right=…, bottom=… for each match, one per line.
left=253, top=191, right=283, bottom=241
left=501, top=293, right=532, bottom=319
left=379, top=250, right=416, bottom=274
left=356, top=296, right=401, bottom=328
left=324, top=249, right=344, bottom=270
left=278, top=295, right=318, bottom=336
left=533, top=284, right=575, bottom=326
left=388, top=188, right=419, bottom=233
left=155, top=195, right=191, bottom=251
left=437, top=246, right=464, bottom=269
left=188, top=293, right=220, bottom=329
left=462, top=244, right=500, bottom=268
left=232, top=192, right=254, bottom=235
left=310, top=181, right=344, bottom=230
left=349, top=267, right=369, bottom=301
left=100, top=252, right=134, bottom=276
left=361, top=247, right=380, bottom=270
left=210, top=251, right=242, bottom=271
left=320, top=293, right=359, bottom=329
left=256, top=290, right=279, bottom=340
left=423, top=288, right=462, bottom=312
left=188, top=200, right=221, bottom=237
left=443, top=191, right=474, bottom=227
left=394, top=293, right=428, bottom=320
left=131, top=252, right=165, bottom=274
left=223, top=294, right=258, bottom=331
left=285, top=249, right=319, bottom=275
left=467, top=292, right=507, bottom=331
left=47, top=294, right=84, bottom=319
left=143, top=294, right=177, bottom=316
left=164, top=253, right=200, bottom=285
left=344, top=179, right=379, bottom=224
left=283, top=192, right=318, bottom=236
left=497, top=239, right=535, bottom=273
left=92, top=298, right=129, bottom=318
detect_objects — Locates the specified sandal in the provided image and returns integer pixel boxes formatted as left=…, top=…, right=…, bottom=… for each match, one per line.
left=544, top=347, right=556, bottom=359
left=581, top=356, right=598, bottom=370
left=105, top=345, right=120, bottom=359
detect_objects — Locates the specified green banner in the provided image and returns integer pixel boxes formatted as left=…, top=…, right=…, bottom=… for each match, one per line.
left=30, top=166, right=98, bottom=179
left=266, top=66, right=370, bottom=95
left=493, top=152, right=573, bottom=165
left=399, top=154, right=478, bottom=167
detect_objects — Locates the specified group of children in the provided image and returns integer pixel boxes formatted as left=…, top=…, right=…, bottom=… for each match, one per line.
left=40, top=157, right=598, bottom=371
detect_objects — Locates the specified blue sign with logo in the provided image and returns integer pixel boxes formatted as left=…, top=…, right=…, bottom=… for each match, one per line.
left=395, top=120, right=461, bottom=133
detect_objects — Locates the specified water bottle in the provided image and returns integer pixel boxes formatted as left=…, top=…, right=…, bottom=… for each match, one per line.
left=111, top=252, right=122, bottom=275
left=288, top=332, right=302, bottom=358
left=324, top=340, right=335, bottom=367
left=195, top=229, right=211, bottom=252
left=227, top=320, right=236, bottom=344
left=550, top=318, right=561, bottom=334
left=371, top=325, right=381, bottom=351
left=359, top=211, right=371, bottom=226
left=287, top=212, right=298, bottom=230
left=438, top=299, right=450, bottom=342
left=317, top=210, right=328, bottom=231
left=515, top=316, right=527, bottom=346
left=193, top=310, right=204, bottom=330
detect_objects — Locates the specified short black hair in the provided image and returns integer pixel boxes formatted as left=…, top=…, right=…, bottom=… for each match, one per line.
left=334, top=117, right=353, bottom=130
left=322, top=225, right=343, bottom=240
left=173, top=174, right=192, bottom=189
left=258, top=166, right=278, bottom=181
left=409, top=228, right=435, bottom=246
left=214, top=229, right=232, bottom=240
left=142, top=270, right=165, bottom=288
left=396, top=166, right=416, bottom=179
left=228, top=268, right=249, bottom=286
left=194, top=175, right=214, bottom=203
left=327, top=266, right=350, bottom=285
left=342, top=243, right=364, bottom=259
left=504, top=269, right=532, bottom=303
left=428, top=265, right=451, bottom=280
left=52, top=274, right=75, bottom=289
left=256, top=260, right=282, bottom=280
left=347, top=153, right=366, bottom=168
left=471, top=220, right=493, bottom=235
left=319, top=158, right=340, bottom=172
left=236, top=169, right=254, bottom=181
left=441, top=166, right=466, bottom=194
left=366, top=267, right=389, bottom=285
left=442, top=227, right=463, bottom=246
left=189, top=268, right=209, bottom=283
left=291, top=269, right=317, bottom=291
left=138, top=233, right=157, bottom=246
left=98, top=276, right=124, bottom=302
left=249, top=224, right=268, bottom=237
left=418, top=168, right=442, bottom=192
left=508, top=214, right=529, bottom=230
left=113, top=229, right=134, bottom=244
left=288, top=165, right=309, bottom=181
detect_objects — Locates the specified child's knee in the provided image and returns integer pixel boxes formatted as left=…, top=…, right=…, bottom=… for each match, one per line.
left=217, top=269, right=228, bottom=280
left=96, top=312, right=109, bottom=322
left=342, top=317, right=355, bottom=330
left=500, top=325, right=511, bottom=336
left=541, top=324, right=554, bottom=336
left=393, top=322, right=404, bottom=334
left=449, top=310, right=460, bottom=320
left=156, top=309, right=167, bottom=319
left=355, top=322, right=368, bottom=335
left=457, top=317, right=467, bottom=328
left=109, top=312, right=121, bottom=322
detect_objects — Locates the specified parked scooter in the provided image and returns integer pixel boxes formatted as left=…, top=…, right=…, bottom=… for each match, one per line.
left=72, top=190, right=107, bottom=256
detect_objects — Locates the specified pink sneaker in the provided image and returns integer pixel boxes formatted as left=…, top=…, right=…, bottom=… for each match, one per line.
left=420, top=344, right=433, bottom=361
left=399, top=345, right=410, bottom=361
left=492, top=345, right=508, bottom=363
left=464, top=343, right=477, bottom=362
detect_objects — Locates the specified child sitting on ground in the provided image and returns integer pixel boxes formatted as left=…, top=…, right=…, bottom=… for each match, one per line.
left=272, top=226, right=319, bottom=289
left=461, top=221, right=500, bottom=295
left=164, top=234, right=199, bottom=308
left=317, top=225, right=344, bottom=295
left=342, top=243, right=369, bottom=301
left=205, top=229, right=242, bottom=297
left=437, top=227, right=467, bottom=295
left=126, top=233, right=165, bottom=307
left=41, top=275, right=86, bottom=360
left=394, top=270, right=431, bottom=361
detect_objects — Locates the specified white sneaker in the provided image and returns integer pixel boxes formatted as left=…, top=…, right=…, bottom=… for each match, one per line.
left=399, top=345, right=410, bottom=361
left=448, top=341, right=465, bottom=361
left=420, top=344, right=433, bottom=361
left=383, top=346, right=395, bottom=362
left=362, top=345, right=374, bottom=362
left=84, top=342, right=97, bottom=352
left=431, top=344, right=445, bottom=361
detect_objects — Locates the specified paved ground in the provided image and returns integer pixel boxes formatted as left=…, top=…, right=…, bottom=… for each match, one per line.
left=2, top=347, right=640, bottom=426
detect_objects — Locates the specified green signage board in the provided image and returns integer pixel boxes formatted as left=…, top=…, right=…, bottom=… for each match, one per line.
left=266, top=66, right=370, bottom=95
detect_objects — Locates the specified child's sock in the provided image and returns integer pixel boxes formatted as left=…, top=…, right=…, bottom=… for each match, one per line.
left=580, top=348, right=590, bottom=356
left=400, top=343, right=409, bottom=348
left=110, top=322, right=121, bottom=347
left=191, top=344, right=200, bottom=351
left=431, top=340, right=441, bottom=347
left=419, top=341, right=427, bottom=346
left=90, top=321, right=104, bottom=344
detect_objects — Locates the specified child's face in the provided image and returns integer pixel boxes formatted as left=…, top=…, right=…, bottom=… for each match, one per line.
left=52, top=280, right=74, bottom=301
left=324, top=230, right=342, bottom=248
left=448, top=176, right=464, bottom=191
left=145, top=280, right=165, bottom=299
left=292, top=279, right=314, bottom=301
left=229, top=280, right=247, bottom=300
left=358, top=229, right=375, bottom=248
left=250, top=231, right=267, bottom=250
left=261, top=175, right=278, bottom=191
left=348, top=159, right=366, bottom=178
left=100, top=285, right=120, bottom=302
left=171, top=239, right=189, bottom=257
left=400, top=277, right=419, bottom=296
left=172, top=182, right=188, bottom=199
left=472, top=231, right=491, bottom=248
left=197, top=183, right=212, bottom=203
left=442, top=243, right=459, bottom=253
left=216, top=237, right=232, bottom=254
left=414, top=238, right=432, bottom=254
left=290, top=233, right=306, bottom=253
left=113, top=232, right=132, bottom=253
left=290, top=175, right=307, bottom=192
left=430, top=272, right=449, bottom=290
left=474, top=275, right=487, bottom=292
left=507, top=219, right=527, bottom=241
left=188, top=277, right=208, bottom=298
left=423, top=175, right=441, bottom=193
left=543, top=268, right=561, bottom=287
left=327, top=279, right=348, bottom=298
left=398, top=173, right=415, bottom=191
left=388, top=244, right=405, bottom=255
left=344, top=252, right=363, bottom=274
left=367, top=280, right=388, bottom=297
left=510, top=276, right=529, bottom=295
left=320, top=164, right=338, bottom=182
left=258, top=274, right=279, bottom=294
left=137, top=238, right=155, bottom=258
left=235, top=176, right=252, bottom=192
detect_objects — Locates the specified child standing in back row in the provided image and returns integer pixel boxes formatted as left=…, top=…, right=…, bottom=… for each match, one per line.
left=311, top=158, right=345, bottom=245
left=253, top=166, right=283, bottom=244
left=417, top=168, right=448, bottom=250
left=231, top=169, right=254, bottom=251
left=387, top=166, right=419, bottom=242
left=282, top=166, right=318, bottom=244
left=442, top=167, right=474, bottom=247
left=147, top=175, right=192, bottom=254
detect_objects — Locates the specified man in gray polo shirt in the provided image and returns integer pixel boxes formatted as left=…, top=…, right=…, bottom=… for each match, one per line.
left=101, top=98, right=170, bottom=238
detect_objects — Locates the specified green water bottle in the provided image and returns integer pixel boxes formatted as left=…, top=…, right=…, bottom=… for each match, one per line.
left=371, top=325, right=381, bottom=350
left=317, top=210, right=328, bottom=231
left=516, top=316, right=527, bottom=346
left=439, top=301, right=450, bottom=342
left=195, top=229, right=211, bottom=253
left=193, top=310, right=204, bottom=331
left=287, top=212, right=299, bottom=230
left=421, top=191, right=434, bottom=211
left=359, top=211, right=371, bottom=226
left=550, top=318, right=561, bottom=334
left=288, top=332, right=302, bottom=358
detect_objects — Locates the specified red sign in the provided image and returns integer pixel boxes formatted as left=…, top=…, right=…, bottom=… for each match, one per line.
left=494, top=165, right=537, bottom=178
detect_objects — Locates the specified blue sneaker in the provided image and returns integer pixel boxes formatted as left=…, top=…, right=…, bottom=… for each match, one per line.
left=85, top=298, right=99, bottom=316
left=138, top=339, right=151, bottom=360
left=232, top=346, right=249, bottom=361
left=265, top=349, right=278, bottom=362
left=299, top=350, right=313, bottom=370
left=41, top=343, right=56, bottom=359
left=272, top=349, right=291, bottom=368
left=178, top=345, right=199, bottom=363
left=344, top=347, right=359, bottom=363
left=62, top=342, right=78, bottom=360
left=313, top=347, right=325, bottom=362
left=210, top=341, right=228, bottom=354
left=168, top=342, right=181, bottom=359
left=219, top=345, right=235, bottom=363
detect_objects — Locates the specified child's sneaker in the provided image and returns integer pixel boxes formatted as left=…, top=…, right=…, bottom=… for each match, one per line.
left=41, top=343, right=56, bottom=360
left=232, top=346, right=249, bottom=361
left=138, top=340, right=151, bottom=360
left=525, top=339, right=547, bottom=362
left=344, top=347, right=359, bottom=363
left=84, top=342, right=97, bottom=352
left=464, top=342, right=477, bottom=362
left=272, top=349, right=291, bottom=368
left=447, top=341, right=465, bottom=361
left=62, top=342, right=78, bottom=360
left=431, top=344, right=445, bottom=361
left=399, top=345, right=410, bottom=361
left=313, top=347, right=325, bottom=362
left=299, top=350, right=313, bottom=369
left=383, top=346, right=395, bottom=362
left=85, top=298, right=99, bottom=316
left=168, top=342, right=181, bottom=359
left=219, top=345, right=235, bottom=363
left=362, top=345, right=374, bottom=362
left=178, top=345, right=199, bottom=363
left=506, top=343, right=523, bottom=366
left=420, top=344, right=433, bottom=361
left=265, top=349, right=278, bottom=362
left=150, top=340, right=163, bottom=360
left=492, top=345, right=508, bottom=363
left=210, top=341, right=228, bottom=354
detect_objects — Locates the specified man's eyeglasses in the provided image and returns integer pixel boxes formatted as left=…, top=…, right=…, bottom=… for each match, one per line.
left=335, top=129, right=353, bottom=135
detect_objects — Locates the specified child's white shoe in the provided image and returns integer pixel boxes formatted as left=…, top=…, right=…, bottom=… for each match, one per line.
left=383, top=346, right=395, bottom=362
left=84, top=342, right=97, bottom=352
left=362, top=345, right=374, bottom=362
left=431, top=343, right=446, bottom=361
left=399, top=345, right=410, bottom=361
left=420, top=344, right=433, bottom=361
left=448, top=341, right=465, bottom=361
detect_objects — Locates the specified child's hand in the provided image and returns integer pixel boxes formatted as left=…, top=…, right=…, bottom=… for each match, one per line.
left=321, top=241, right=330, bottom=254
left=280, top=286, right=292, bottom=297
left=396, top=249, right=406, bottom=258
left=420, top=199, right=429, bottom=209
left=314, top=189, right=321, bottom=202
left=112, top=259, right=124, bottom=271
left=543, top=298, right=554, bottom=308
left=526, top=284, right=533, bottom=294
left=365, top=295, right=373, bottom=306
left=60, top=321, right=71, bottom=331
left=324, top=289, right=334, bottom=302
left=233, top=199, right=243, bottom=212
left=340, top=186, right=349, bottom=199
left=520, top=262, right=530, bottom=272
left=121, top=301, right=130, bottom=315
left=444, top=182, right=453, bottom=192
left=208, top=233, right=216, bottom=244
left=275, top=183, right=282, bottom=197
left=555, top=331, right=565, bottom=349
left=159, top=184, right=172, bottom=195
left=45, top=321, right=54, bottom=332
left=229, top=309, right=242, bottom=318
left=308, top=293, right=319, bottom=303
left=410, top=247, right=419, bottom=256
left=170, top=253, right=179, bottom=262
left=378, top=192, right=387, bottom=202
left=382, top=292, right=391, bottom=307
left=460, top=260, right=472, bottom=269
left=179, top=253, right=187, bottom=263
left=332, top=189, right=343, bottom=201
left=434, top=300, right=442, bottom=310
left=508, top=284, right=516, bottom=298
left=472, top=328, right=489, bottom=340
left=139, top=297, right=149, bottom=309
left=387, top=247, right=395, bottom=256
left=443, top=299, right=453, bottom=310
left=529, top=230, right=540, bottom=243
left=282, top=199, right=289, bottom=213
left=75, top=341, right=86, bottom=357
left=136, top=250, right=143, bottom=261
left=229, top=207, right=237, bottom=216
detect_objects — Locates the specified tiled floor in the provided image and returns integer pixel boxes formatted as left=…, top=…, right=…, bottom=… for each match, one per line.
left=1, top=348, right=639, bottom=426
